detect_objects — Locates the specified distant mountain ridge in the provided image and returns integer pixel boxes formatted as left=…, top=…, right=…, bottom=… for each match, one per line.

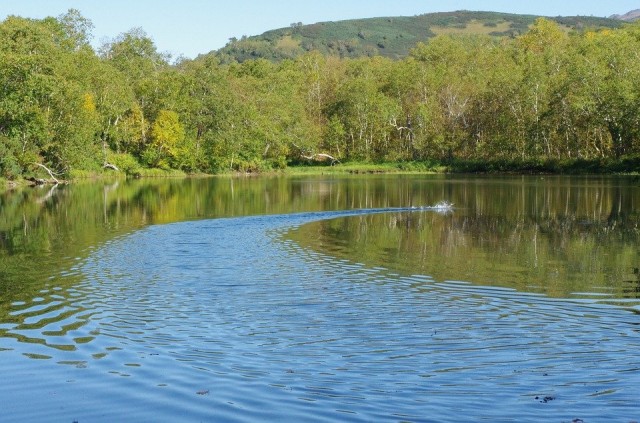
left=211, top=10, right=627, bottom=63
left=610, top=9, right=640, bottom=21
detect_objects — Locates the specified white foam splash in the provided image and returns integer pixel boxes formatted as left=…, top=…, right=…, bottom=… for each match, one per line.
left=432, top=200, right=454, bottom=210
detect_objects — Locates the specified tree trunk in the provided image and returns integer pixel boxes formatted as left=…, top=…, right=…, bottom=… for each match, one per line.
left=33, top=163, right=61, bottom=184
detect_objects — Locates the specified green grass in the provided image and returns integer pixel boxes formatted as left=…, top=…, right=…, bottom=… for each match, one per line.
left=286, top=157, right=640, bottom=175
left=285, top=160, right=445, bottom=175
left=68, top=167, right=186, bottom=180
left=134, top=168, right=187, bottom=178
left=67, top=169, right=124, bottom=180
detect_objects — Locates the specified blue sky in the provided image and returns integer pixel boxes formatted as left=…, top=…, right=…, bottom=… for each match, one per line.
left=1, top=0, right=637, bottom=58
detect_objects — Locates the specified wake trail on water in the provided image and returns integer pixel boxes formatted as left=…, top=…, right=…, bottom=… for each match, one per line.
left=263, top=201, right=455, bottom=228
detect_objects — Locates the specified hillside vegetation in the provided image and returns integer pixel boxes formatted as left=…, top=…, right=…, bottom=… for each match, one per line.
left=2, top=10, right=640, bottom=182
left=214, top=11, right=624, bottom=62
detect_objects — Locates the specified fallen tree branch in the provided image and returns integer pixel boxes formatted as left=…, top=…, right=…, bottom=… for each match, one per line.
left=103, top=162, right=120, bottom=171
left=300, top=153, right=341, bottom=165
left=34, top=163, right=60, bottom=184
left=292, top=142, right=340, bottom=166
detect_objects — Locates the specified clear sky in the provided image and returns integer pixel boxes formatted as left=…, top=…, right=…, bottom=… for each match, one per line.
left=1, top=0, right=638, bottom=59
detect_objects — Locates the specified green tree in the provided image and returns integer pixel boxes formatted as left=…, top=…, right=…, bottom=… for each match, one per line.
left=100, top=28, right=169, bottom=159
left=175, top=55, right=235, bottom=172
left=570, top=26, right=640, bottom=158
left=57, top=8, right=94, bottom=52
left=326, top=57, right=398, bottom=161
left=0, top=16, right=59, bottom=176
left=144, top=109, right=185, bottom=168
left=411, top=36, right=492, bottom=160
left=514, top=18, right=570, bottom=159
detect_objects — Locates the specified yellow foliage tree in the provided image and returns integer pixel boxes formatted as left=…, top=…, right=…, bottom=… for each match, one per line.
left=144, top=109, right=185, bottom=168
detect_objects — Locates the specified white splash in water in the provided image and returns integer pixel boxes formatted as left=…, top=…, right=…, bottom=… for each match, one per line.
left=410, top=201, right=454, bottom=212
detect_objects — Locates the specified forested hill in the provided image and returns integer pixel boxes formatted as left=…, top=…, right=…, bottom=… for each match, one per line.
left=213, top=10, right=624, bottom=62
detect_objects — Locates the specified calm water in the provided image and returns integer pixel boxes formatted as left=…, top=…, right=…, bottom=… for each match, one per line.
left=0, top=175, right=639, bottom=422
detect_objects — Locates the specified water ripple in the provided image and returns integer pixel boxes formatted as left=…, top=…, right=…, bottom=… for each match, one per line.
left=0, top=209, right=639, bottom=422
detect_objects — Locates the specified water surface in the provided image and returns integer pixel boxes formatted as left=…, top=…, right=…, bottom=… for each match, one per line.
left=0, top=175, right=639, bottom=421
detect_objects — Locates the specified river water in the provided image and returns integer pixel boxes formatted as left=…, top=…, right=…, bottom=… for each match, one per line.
left=0, top=175, right=639, bottom=421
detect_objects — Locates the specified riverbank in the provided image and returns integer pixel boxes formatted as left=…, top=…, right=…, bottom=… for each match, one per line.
left=285, top=156, right=640, bottom=176
left=283, top=161, right=443, bottom=175
left=3, top=156, right=639, bottom=194
left=1, top=168, right=189, bottom=191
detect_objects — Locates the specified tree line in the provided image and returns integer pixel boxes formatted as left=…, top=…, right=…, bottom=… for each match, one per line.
left=2, top=10, right=640, bottom=179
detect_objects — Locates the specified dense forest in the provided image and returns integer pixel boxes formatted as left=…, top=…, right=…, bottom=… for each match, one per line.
left=2, top=10, right=640, bottom=180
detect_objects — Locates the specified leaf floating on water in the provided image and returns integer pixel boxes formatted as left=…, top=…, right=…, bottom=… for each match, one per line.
left=196, top=390, right=209, bottom=395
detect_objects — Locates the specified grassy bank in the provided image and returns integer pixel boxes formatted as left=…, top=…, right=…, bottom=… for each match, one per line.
left=444, top=156, right=640, bottom=174
left=3, top=156, right=639, bottom=195
left=286, top=157, right=640, bottom=175
left=0, top=167, right=189, bottom=194
left=68, top=167, right=187, bottom=179
left=284, top=160, right=445, bottom=175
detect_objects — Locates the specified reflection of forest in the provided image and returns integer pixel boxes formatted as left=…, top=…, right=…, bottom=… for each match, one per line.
left=2, top=175, right=638, bottom=356
left=289, top=176, right=640, bottom=301
left=0, top=175, right=365, bottom=300
left=2, top=175, right=639, bottom=303
left=623, top=268, right=640, bottom=298
left=292, top=210, right=640, bottom=300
